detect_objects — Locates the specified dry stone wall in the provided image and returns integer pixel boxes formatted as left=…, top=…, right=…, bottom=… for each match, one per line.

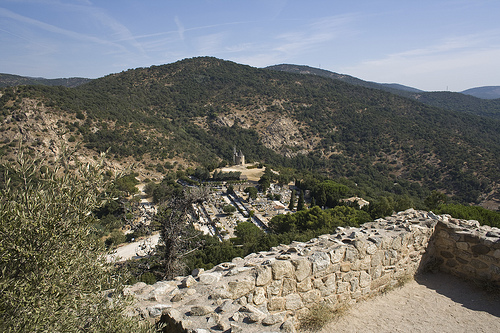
left=124, top=209, right=500, bottom=333
left=431, top=216, right=500, bottom=283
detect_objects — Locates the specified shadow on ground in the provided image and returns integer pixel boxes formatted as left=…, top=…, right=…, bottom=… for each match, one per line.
left=415, top=272, right=500, bottom=317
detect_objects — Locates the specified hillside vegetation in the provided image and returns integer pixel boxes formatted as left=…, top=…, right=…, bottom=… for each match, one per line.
left=1, top=57, right=500, bottom=206
left=269, top=64, right=500, bottom=120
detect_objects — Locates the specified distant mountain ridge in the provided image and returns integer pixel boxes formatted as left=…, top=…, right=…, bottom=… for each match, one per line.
left=267, top=64, right=500, bottom=119
left=1, top=57, right=499, bottom=207
left=0, top=73, right=92, bottom=88
left=461, top=86, right=500, bottom=99
left=266, top=64, right=423, bottom=95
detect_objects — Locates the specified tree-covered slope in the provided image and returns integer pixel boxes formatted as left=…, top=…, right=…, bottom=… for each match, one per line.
left=269, top=64, right=500, bottom=120
left=0, top=73, right=91, bottom=88
left=1, top=57, right=499, bottom=204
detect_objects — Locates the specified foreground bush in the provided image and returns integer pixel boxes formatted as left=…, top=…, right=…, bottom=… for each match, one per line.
left=0, top=152, right=152, bottom=332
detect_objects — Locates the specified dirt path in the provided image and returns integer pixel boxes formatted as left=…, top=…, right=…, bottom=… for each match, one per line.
left=316, top=272, right=500, bottom=333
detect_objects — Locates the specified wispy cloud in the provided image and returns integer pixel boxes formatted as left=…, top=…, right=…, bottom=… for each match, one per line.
left=175, top=16, right=185, bottom=41
left=342, top=31, right=500, bottom=91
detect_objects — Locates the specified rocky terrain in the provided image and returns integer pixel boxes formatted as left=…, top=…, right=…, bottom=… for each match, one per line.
left=121, top=209, right=500, bottom=332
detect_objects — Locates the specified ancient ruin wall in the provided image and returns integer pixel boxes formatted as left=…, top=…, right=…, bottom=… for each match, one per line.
left=430, top=216, right=500, bottom=284
left=126, top=209, right=500, bottom=333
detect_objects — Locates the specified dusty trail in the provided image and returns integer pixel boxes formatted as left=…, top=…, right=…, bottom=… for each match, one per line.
left=316, top=272, right=500, bottom=333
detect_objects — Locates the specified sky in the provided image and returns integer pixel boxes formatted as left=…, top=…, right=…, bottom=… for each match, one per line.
left=1, top=0, right=500, bottom=92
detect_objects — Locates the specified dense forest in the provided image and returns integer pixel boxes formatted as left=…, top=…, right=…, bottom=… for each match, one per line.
left=1, top=57, right=500, bottom=206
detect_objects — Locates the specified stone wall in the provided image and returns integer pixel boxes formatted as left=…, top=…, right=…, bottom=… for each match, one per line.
left=124, top=209, right=500, bottom=333
left=431, top=216, right=500, bottom=284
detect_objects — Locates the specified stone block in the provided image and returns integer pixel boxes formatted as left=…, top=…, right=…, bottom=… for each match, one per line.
left=471, top=244, right=490, bottom=255
left=310, top=252, right=331, bottom=274
left=445, top=259, right=458, bottom=268
left=285, top=294, right=304, bottom=310
left=262, top=313, right=285, bottom=326
left=370, top=273, right=392, bottom=290
left=181, top=275, right=197, bottom=288
left=336, top=281, right=350, bottom=294
left=282, top=278, right=297, bottom=296
left=470, top=259, right=488, bottom=270
left=329, top=246, right=346, bottom=263
left=293, top=258, right=312, bottom=282
left=340, top=262, right=351, bottom=272
left=190, top=305, right=213, bottom=316
left=297, top=277, right=313, bottom=292
left=255, top=265, right=272, bottom=286
left=198, top=272, right=221, bottom=285
left=359, top=271, right=372, bottom=288
left=253, top=287, right=266, bottom=305
left=344, top=246, right=359, bottom=262
left=301, top=289, right=321, bottom=305
left=272, top=260, right=294, bottom=280
left=267, top=279, right=283, bottom=296
left=440, top=250, right=455, bottom=259
left=228, top=279, right=254, bottom=299
left=268, top=296, right=286, bottom=311
left=366, top=243, right=378, bottom=255
left=456, top=242, right=469, bottom=251
left=371, top=251, right=384, bottom=267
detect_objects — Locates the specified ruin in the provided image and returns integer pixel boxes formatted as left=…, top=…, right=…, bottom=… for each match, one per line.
left=124, top=209, right=500, bottom=332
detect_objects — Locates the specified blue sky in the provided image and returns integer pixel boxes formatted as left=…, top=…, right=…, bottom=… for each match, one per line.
left=1, top=0, right=499, bottom=91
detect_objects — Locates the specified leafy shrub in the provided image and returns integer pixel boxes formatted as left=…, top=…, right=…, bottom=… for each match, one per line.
left=0, top=151, right=153, bottom=332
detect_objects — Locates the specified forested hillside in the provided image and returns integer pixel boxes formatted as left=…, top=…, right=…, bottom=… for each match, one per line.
left=269, top=64, right=500, bottom=120
left=0, top=73, right=91, bottom=88
left=1, top=57, right=499, bottom=205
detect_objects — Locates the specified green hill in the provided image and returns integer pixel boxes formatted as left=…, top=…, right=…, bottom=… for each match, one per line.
left=1, top=57, right=499, bottom=205
left=0, top=73, right=91, bottom=88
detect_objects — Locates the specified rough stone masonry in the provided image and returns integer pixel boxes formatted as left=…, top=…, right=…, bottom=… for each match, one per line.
left=122, top=209, right=500, bottom=333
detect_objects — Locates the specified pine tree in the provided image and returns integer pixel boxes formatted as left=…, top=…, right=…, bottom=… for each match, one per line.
left=288, top=189, right=296, bottom=210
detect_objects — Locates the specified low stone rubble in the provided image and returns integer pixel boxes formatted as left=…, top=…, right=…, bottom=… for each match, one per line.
left=123, top=209, right=500, bottom=332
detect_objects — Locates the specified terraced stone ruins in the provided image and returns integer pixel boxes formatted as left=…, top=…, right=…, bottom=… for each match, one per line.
left=123, top=209, right=500, bottom=332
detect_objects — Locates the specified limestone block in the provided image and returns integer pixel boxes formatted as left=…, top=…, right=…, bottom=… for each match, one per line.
left=181, top=275, right=197, bottom=288
left=240, top=304, right=267, bottom=323
left=228, top=279, right=254, bottom=299
left=281, top=319, right=297, bottom=333
left=190, top=305, right=213, bottom=316
left=359, top=271, right=372, bottom=288
left=370, top=273, right=392, bottom=289
left=147, top=304, right=171, bottom=318
left=494, top=249, right=500, bottom=259
left=350, top=277, right=360, bottom=292
left=230, top=323, right=243, bottom=333
left=253, top=287, right=266, bottom=305
left=366, top=243, right=378, bottom=255
left=255, top=265, right=272, bottom=286
left=297, top=277, right=313, bottom=292
left=267, top=279, right=283, bottom=296
left=310, top=252, right=331, bottom=274
left=470, top=259, right=488, bottom=270
left=268, top=296, right=286, bottom=311
left=344, top=246, right=359, bottom=262
left=471, top=244, right=491, bottom=255
left=353, top=240, right=368, bottom=258
left=198, top=272, right=221, bottom=285
left=285, top=294, right=304, bottom=310
left=340, top=262, right=351, bottom=272
left=456, top=242, right=469, bottom=251
left=272, top=260, right=294, bottom=280
left=391, top=237, right=402, bottom=250
left=329, top=246, right=346, bottom=263
left=282, top=278, right=297, bottom=296
left=262, top=312, right=285, bottom=326
left=301, top=289, right=321, bottom=305
left=293, top=258, right=312, bottom=282
left=336, top=281, right=350, bottom=294
left=371, top=251, right=384, bottom=267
